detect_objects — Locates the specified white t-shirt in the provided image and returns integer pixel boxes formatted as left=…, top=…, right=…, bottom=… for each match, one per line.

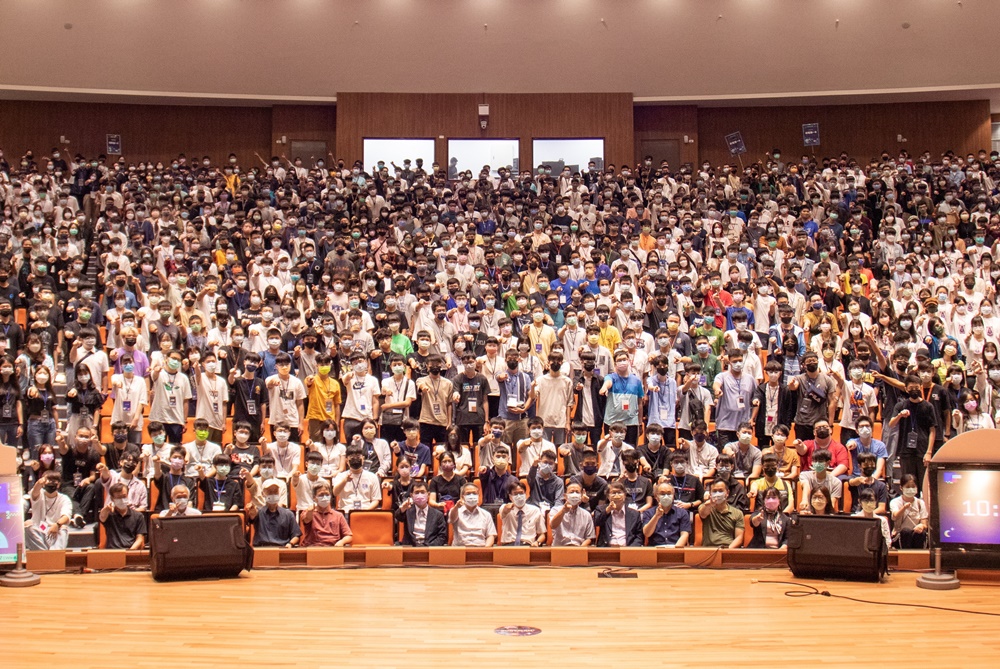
left=183, top=440, right=222, bottom=478
left=342, top=374, right=380, bottom=421
left=30, top=492, right=72, bottom=527
left=195, top=373, right=230, bottom=430
left=266, top=374, right=307, bottom=427
left=149, top=371, right=192, bottom=425
left=110, top=373, right=148, bottom=429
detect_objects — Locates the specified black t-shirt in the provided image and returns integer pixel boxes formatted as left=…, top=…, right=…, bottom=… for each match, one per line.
left=666, top=473, right=704, bottom=505
left=636, top=444, right=672, bottom=479
left=153, top=471, right=197, bottom=512
left=453, top=373, right=488, bottom=425
left=101, top=508, right=147, bottom=549
left=229, top=443, right=261, bottom=475
left=199, top=476, right=245, bottom=512
left=429, top=473, right=466, bottom=503
left=61, top=446, right=102, bottom=483
left=0, top=383, right=21, bottom=426
left=568, top=474, right=609, bottom=512
left=232, top=375, right=268, bottom=427
left=620, top=473, right=653, bottom=509
left=892, top=399, right=937, bottom=456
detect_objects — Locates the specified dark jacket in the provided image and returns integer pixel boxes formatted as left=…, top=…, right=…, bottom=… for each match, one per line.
left=747, top=509, right=790, bottom=548
left=593, top=505, right=644, bottom=547
left=751, top=381, right=796, bottom=436
left=395, top=505, right=448, bottom=546
left=571, top=372, right=607, bottom=424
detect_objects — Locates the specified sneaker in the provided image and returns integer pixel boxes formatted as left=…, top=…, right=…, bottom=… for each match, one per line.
left=55, top=372, right=66, bottom=385
left=71, top=514, right=86, bottom=529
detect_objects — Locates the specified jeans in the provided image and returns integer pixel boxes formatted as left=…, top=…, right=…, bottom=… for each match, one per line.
left=0, top=422, right=19, bottom=449
left=543, top=427, right=566, bottom=446
left=25, top=524, right=69, bottom=551
left=27, top=417, right=57, bottom=451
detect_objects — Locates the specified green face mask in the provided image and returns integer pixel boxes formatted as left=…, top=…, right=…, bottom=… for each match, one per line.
left=195, top=429, right=210, bottom=441
left=152, top=434, right=166, bottom=445
left=574, top=434, right=587, bottom=444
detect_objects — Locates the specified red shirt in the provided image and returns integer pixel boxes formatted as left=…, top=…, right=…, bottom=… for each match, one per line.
left=800, top=439, right=850, bottom=473
left=301, top=507, right=352, bottom=547
left=704, top=289, right=733, bottom=329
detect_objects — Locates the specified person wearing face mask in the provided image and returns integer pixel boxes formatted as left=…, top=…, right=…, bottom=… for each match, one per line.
left=599, top=352, right=644, bottom=447
left=550, top=481, right=596, bottom=546
left=397, top=479, right=448, bottom=547
left=190, top=351, right=229, bottom=444
left=449, top=482, right=497, bottom=547
left=25, top=472, right=73, bottom=550
left=98, top=481, right=147, bottom=550
left=712, top=348, right=757, bottom=447
left=698, top=479, right=745, bottom=548
left=498, top=480, right=547, bottom=546
left=196, top=453, right=243, bottom=513
left=852, top=488, right=891, bottom=549
left=265, top=352, right=308, bottom=443
left=747, top=487, right=790, bottom=549
left=747, top=452, right=795, bottom=513
left=786, top=351, right=839, bottom=442
left=108, top=353, right=147, bottom=448
left=290, top=451, right=329, bottom=511
left=159, top=484, right=203, bottom=518
left=888, top=374, right=938, bottom=488
left=835, top=360, right=879, bottom=445
left=720, top=422, right=762, bottom=485
left=300, top=481, right=353, bottom=547
left=149, top=350, right=193, bottom=444
left=642, top=481, right=692, bottom=548
left=247, top=479, right=300, bottom=548
left=524, top=448, right=564, bottom=512
left=332, top=443, right=382, bottom=512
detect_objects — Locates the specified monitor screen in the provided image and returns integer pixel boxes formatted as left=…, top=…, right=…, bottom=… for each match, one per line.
left=937, top=469, right=1000, bottom=545
left=0, top=475, right=24, bottom=562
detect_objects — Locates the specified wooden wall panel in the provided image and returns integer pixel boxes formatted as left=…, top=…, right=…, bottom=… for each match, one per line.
left=335, top=93, right=634, bottom=171
left=696, top=100, right=992, bottom=166
left=0, top=101, right=272, bottom=164
left=633, top=105, right=699, bottom=166
left=271, top=105, right=337, bottom=161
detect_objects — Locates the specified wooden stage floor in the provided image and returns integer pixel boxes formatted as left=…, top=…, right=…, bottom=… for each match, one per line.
left=7, top=567, right=1000, bottom=668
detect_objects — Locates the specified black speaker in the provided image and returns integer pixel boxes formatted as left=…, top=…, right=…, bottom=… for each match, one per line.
left=149, top=514, right=253, bottom=582
left=786, top=514, right=887, bottom=582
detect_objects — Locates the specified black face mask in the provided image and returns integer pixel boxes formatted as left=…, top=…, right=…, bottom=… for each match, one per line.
left=348, top=457, right=364, bottom=469
left=124, top=338, right=137, bottom=346
left=815, top=428, right=831, bottom=440
left=582, top=362, right=596, bottom=371
left=763, top=466, right=778, bottom=477
left=624, top=462, right=638, bottom=473
left=693, top=433, right=706, bottom=442
left=506, top=360, right=519, bottom=371
left=908, top=388, right=922, bottom=400
left=861, top=466, right=876, bottom=477
left=805, top=363, right=819, bottom=373
left=656, top=366, right=669, bottom=376
left=428, top=367, right=441, bottom=376
left=113, top=433, right=127, bottom=443
left=780, top=315, right=793, bottom=324
left=43, top=482, right=59, bottom=492
left=895, top=363, right=908, bottom=374
left=549, top=363, right=561, bottom=372
left=121, top=462, right=137, bottom=474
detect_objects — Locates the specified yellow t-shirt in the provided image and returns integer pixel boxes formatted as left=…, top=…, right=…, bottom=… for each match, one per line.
left=306, top=374, right=342, bottom=421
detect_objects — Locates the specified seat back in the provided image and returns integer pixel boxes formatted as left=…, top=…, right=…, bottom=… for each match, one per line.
left=349, top=511, right=394, bottom=546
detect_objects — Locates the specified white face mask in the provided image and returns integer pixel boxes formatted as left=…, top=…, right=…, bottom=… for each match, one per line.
left=512, top=494, right=526, bottom=508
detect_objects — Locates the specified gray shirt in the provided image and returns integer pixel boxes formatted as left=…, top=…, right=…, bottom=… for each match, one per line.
left=792, top=373, right=838, bottom=425
left=714, top=371, right=756, bottom=431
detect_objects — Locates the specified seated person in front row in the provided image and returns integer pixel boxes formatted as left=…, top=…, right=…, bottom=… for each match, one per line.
left=747, top=488, right=789, bottom=549
left=550, top=482, right=596, bottom=546
left=450, top=483, right=497, bottom=547
left=301, top=481, right=353, bottom=547
left=248, top=479, right=301, bottom=548
left=593, top=481, right=643, bottom=547
left=99, top=482, right=147, bottom=550
left=159, top=485, right=202, bottom=517
left=641, top=481, right=692, bottom=548
left=710, top=453, right=749, bottom=513
left=526, top=448, right=564, bottom=512
left=698, top=479, right=745, bottom=548
left=332, top=443, right=382, bottom=513
left=498, top=481, right=546, bottom=546
left=396, top=480, right=448, bottom=546
left=25, top=472, right=72, bottom=551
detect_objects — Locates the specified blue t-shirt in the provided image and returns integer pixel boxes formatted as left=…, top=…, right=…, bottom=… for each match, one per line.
left=604, top=373, right=644, bottom=426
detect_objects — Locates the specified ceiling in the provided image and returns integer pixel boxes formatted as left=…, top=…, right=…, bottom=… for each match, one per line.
left=2, top=0, right=1000, bottom=109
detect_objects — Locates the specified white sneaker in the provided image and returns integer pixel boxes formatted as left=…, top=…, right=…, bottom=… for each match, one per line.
left=55, top=373, right=66, bottom=385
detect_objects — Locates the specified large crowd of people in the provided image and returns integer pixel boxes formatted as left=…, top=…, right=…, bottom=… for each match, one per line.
left=7, top=142, right=996, bottom=553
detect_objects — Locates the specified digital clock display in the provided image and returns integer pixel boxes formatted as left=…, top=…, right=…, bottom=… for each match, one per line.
left=938, top=470, right=1000, bottom=544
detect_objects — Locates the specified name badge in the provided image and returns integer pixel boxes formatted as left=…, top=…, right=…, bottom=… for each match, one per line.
left=622, top=398, right=630, bottom=412
left=122, top=400, right=132, bottom=413
left=325, top=400, right=334, bottom=414
left=212, top=402, right=219, bottom=414
left=431, top=402, right=442, bottom=417
left=213, top=501, right=225, bottom=512
left=1, top=404, right=11, bottom=419
left=468, top=397, right=478, bottom=413
left=737, top=395, right=745, bottom=410
left=246, top=399, right=257, bottom=416
left=535, top=343, right=542, bottom=353
left=507, top=396, right=520, bottom=408
left=169, top=396, right=177, bottom=408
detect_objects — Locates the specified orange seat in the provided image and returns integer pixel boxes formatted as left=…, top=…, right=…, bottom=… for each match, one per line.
left=841, top=486, right=853, bottom=514
left=15, top=308, right=26, bottom=328
left=381, top=485, right=392, bottom=510
left=743, top=513, right=753, bottom=547
left=693, top=513, right=703, bottom=546
left=349, top=511, right=394, bottom=546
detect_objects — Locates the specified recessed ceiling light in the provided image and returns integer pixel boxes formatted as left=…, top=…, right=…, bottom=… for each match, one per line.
left=902, top=22, right=911, bottom=29
left=64, top=23, right=73, bottom=30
